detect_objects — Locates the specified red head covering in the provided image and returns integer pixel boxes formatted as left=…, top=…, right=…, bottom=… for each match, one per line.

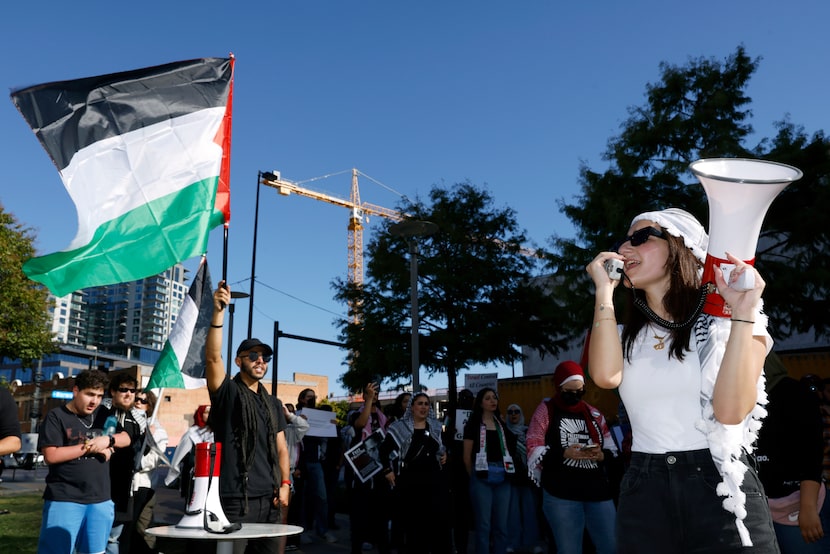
left=550, top=361, right=601, bottom=446
left=554, top=360, right=585, bottom=388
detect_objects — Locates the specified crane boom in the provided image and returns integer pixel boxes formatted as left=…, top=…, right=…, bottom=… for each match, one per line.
left=260, top=169, right=404, bottom=287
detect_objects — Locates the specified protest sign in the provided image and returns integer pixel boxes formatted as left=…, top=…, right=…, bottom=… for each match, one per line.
left=300, top=407, right=338, bottom=437
left=344, top=429, right=385, bottom=483
left=464, top=373, right=498, bottom=396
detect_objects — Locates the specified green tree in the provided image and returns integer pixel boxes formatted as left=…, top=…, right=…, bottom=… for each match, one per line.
left=546, top=46, right=830, bottom=346
left=334, top=183, right=565, bottom=402
left=0, top=204, right=54, bottom=364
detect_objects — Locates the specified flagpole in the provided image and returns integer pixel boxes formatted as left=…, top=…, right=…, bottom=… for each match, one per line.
left=222, top=224, right=229, bottom=289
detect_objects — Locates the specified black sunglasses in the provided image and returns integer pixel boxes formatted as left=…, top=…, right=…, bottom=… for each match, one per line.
left=506, top=409, right=520, bottom=415
left=117, top=387, right=137, bottom=394
left=611, top=227, right=666, bottom=253
left=135, top=397, right=148, bottom=404
left=246, top=351, right=272, bottom=363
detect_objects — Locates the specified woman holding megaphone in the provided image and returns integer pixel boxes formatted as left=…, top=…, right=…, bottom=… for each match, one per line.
left=587, top=207, right=779, bottom=553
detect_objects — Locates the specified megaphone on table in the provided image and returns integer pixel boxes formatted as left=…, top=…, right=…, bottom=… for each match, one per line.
left=690, top=158, right=802, bottom=317
left=176, top=441, right=240, bottom=533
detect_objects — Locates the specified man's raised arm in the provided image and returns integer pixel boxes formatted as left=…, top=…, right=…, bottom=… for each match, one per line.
left=206, top=281, right=231, bottom=393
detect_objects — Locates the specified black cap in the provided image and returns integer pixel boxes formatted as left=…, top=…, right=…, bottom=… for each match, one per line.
left=236, top=338, right=273, bottom=358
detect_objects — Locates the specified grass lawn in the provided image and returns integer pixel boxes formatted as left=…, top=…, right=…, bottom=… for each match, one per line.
left=0, top=493, right=42, bottom=554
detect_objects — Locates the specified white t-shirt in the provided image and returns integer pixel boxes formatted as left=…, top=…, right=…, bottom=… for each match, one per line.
left=618, top=324, right=709, bottom=453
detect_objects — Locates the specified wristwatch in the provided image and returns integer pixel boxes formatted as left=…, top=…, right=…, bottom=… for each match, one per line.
left=109, top=435, right=116, bottom=448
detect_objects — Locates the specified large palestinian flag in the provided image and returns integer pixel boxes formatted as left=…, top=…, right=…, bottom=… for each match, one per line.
left=11, top=57, right=234, bottom=296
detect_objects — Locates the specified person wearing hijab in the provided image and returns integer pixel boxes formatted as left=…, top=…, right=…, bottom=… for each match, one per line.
left=505, top=403, right=543, bottom=553
left=380, top=392, right=451, bottom=553
left=164, top=404, right=214, bottom=504
left=587, top=207, right=778, bottom=552
left=527, top=361, right=618, bottom=554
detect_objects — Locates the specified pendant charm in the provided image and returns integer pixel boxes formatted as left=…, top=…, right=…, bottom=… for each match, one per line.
left=653, top=333, right=667, bottom=350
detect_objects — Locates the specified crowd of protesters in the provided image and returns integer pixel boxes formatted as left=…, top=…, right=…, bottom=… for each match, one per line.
left=28, top=352, right=830, bottom=554
left=26, top=355, right=830, bottom=554
left=22, top=207, right=830, bottom=554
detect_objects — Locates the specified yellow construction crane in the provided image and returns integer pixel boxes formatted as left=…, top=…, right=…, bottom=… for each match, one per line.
left=259, top=169, right=404, bottom=287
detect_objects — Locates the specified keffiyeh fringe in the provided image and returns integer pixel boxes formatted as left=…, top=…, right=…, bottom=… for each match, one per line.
left=527, top=444, right=548, bottom=487
left=695, top=306, right=770, bottom=547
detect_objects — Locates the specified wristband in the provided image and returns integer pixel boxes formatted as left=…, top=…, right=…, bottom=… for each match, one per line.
left=210, top=324, right=224, bottom=328
left=109, top=435, right=116, bottom=448
left=731, top=318, right=755, bottom=325
left=281, top=480, right=291, bottom=486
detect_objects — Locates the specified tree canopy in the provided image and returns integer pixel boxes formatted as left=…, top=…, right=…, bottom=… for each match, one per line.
left=333, top=183, right=565, bottom=397
left=546, top=45, right=830, bottom=346
left=0, top=204, right=55, bottom=364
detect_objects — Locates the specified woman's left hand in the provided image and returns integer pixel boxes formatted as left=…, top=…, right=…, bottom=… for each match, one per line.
left=713, top=252, right=766, bottom=318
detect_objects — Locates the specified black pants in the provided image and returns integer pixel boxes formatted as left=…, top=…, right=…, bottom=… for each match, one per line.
left=222, top=495, right=280, bottom=554
left=347, top=475, right=390, bottom=554
left=617, top=449, right=779, bottom=553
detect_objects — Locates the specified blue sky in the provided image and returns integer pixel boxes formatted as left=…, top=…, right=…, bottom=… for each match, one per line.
left=2, top=1, right=828, bottom=396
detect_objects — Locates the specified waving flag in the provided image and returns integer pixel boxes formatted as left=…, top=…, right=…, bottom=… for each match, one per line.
left=11, top=57, right=234, bottom=296
left=146, top=257, right=213, bottom=390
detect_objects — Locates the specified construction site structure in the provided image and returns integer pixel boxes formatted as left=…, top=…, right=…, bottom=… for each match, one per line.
left=259, top=169, right=403, bottom=287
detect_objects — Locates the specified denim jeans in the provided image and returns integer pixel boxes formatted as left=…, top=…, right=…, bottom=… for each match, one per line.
left=469, top=473, right=511, bottom=554
left=303, top=461, right=329, bottom=536
left=508, top=484, right=542, bottom=550
left=618, top=449, right=779, bottom=553
left=541, top=491, right=616, bottom=554
left=38, top=499, right=114, bottom=554
left=772, top=485, right=830, bottom=553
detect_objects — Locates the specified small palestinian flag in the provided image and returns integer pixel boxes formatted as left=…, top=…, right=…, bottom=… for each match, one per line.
left=146, top=257, right=213, bottom=390
left=10, top=57, right=234, bottom=296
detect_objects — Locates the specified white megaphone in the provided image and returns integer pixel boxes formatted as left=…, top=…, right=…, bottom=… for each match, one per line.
left=177, top=442, right=238, bottom=533
left=690, top=158, right=802, bottom=317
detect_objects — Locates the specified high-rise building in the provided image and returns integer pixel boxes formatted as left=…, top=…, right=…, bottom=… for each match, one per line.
left=48, top=290, right=87, bottom=346
left=46, top=264, right=188, bottom=353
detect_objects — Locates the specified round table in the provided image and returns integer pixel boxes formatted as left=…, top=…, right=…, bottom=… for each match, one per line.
left=146, top=523, right=303, bottom=554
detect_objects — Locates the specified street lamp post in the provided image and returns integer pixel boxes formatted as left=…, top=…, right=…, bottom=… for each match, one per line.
left=227, top=291, right=251, bottom=375
left=390, top=220, right=438, bottom=392
left=248, top=172, right=263, bottom=338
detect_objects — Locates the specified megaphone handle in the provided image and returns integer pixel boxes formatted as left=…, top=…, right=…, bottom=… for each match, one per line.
left=720, top=263, right=755, bottom=292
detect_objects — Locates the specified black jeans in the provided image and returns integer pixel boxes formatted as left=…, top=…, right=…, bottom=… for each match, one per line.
left=617, top=449, right=779, bottom=553
left=221, top=495, right=280, bottom=554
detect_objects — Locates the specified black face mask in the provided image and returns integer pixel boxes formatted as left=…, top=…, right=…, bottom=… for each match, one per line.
left=560, top=389, right=585, bottom=406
